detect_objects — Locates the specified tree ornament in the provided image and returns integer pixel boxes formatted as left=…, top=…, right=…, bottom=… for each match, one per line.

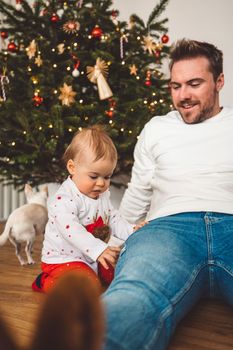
left=111, top=9, right=119, bottom=25
left=72, top=60, right=80, bottom=77
left=50, top=13, right=59, bottom=23
left=161, top=34, right=169, bottom=44
left=91, top=26, right=103, bottom=39
left=87, top=58, right=113, bottom=100
left=63, top=20, right=80, bottom=34
left=1, top=31, right=8, bottom=39
left=129, top=64, right=138, bottom=76
left=0, top=70, right=9, bottom=101
left=106, top=110, right=113, bottom=118
left=7, top=41, right=18, bottom=53
left=58, top=83, right=77, bottom=106
left=26, top=39, right=37, bottom=59
left=120, top=34, right=128, bottom=59
left=105, top=98, right=116, bottom=117
left=35, top=55, right=43, bottom=67
left=57, top=43, right=65, bottom=54
left=145, top=71, right=152, bottom=86
left=15, top=0, right=23, bottom=11
left=143, top=36, right=156, bottom=55
left=154, top=50, right=161, bottom=58
left=32, top=94, right=43, bottom=106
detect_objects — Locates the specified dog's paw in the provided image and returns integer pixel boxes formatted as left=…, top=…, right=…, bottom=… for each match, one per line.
left=20, top=260, right=27, bottom=266
left=28, top=259, right=35, bottom=265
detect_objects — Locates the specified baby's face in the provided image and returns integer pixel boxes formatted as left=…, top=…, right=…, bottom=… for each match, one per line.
left=67, top=153, right=116, bottom=199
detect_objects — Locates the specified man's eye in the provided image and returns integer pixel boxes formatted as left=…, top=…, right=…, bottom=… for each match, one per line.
left=170, top=84, right=180, bottom=90
left=190, top=82, right=201, bottom=87
left=105, top=176, right=111, bottom=180
left=89, top=176, right=97, bottom=180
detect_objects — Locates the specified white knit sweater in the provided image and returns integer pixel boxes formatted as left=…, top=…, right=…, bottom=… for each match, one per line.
left=120, top=107, right=233, bottom=223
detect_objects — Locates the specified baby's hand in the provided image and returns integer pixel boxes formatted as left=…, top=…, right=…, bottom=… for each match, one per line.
left=97, top=246, right=121, bottom=269
left=133, top=220, right=148, bottom=232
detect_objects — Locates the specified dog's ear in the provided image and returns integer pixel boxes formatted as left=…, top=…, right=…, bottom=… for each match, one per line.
left=29, top=272, right=104, bottom=350
left=24, top=184, right=33, bottom=197
left=42, top=185, right=49, bottom=197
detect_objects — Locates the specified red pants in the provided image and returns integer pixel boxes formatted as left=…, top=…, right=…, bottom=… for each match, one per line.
left=32, top=261, right=114, bottom=293
left=32, top=261, right=99, bottom=293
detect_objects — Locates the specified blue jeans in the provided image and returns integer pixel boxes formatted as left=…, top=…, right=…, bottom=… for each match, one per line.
left=103, top=212, right=233, bottom=350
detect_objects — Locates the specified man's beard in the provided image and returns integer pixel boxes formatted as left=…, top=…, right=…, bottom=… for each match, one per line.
left=180, top=104, right=215, bottom=124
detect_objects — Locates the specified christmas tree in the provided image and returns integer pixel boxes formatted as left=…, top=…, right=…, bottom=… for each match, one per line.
left=0, top=0, right=172, bottom=187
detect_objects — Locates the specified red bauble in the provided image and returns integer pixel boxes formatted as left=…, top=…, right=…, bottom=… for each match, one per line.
left=161, top=34, right=169, bottom=44
left=154, top=50, right=161, bottom=58
left=106, top=110, right=114, bottom=118
left=7, top=41, right=18, bottom=53
left=111, top=10, right=119, bottom=18
left=50, top=13, right=60, bottom=23
left=145, top=80, right=152, bottom=87
left=91, top=26, right=103, bottom=38
left=1, top=31, right=8, bottom=39
left=33, top=95, right=43, bottom=106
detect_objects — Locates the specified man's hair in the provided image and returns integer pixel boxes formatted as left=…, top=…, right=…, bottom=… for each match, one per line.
left=169, top=39, right=223, bottom=81
left=63, top=125, right=117, bottom=164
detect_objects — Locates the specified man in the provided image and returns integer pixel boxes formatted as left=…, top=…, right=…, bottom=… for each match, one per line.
left=103, top=39, right=233, bottom=350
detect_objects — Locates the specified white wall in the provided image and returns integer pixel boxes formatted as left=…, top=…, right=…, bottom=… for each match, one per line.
left=114, top=0, right=233, bottom=107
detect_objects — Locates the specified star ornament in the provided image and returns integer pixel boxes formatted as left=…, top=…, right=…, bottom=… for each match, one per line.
left=63, top=20, right=80, bottom=34
left=143, top=36, right=156, bottom=55
left=26, top=39, right=37, bottom=59
left=58, top=83, right=77, bottom=106
left=129, top=64, right=138, bottom=75
left=35, top=55, right=43, bottom=67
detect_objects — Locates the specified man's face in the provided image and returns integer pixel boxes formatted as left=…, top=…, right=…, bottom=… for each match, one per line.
left=170, top=56, right=224, bottom=124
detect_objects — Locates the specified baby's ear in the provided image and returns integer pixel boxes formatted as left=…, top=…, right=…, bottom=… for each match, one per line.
left=24, top=184, right=33, bottom=196
left=67, top=159, right=75, bottom=175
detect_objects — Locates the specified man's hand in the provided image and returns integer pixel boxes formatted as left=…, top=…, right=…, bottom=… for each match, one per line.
left=133, top=220, right=148, bottom=231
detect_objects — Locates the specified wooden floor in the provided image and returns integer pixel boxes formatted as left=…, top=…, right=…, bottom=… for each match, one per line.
left=1, top=222, right=233, bottom=349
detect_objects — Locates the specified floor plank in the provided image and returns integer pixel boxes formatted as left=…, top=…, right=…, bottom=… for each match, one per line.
left=0, top=222, right=233, bottom=349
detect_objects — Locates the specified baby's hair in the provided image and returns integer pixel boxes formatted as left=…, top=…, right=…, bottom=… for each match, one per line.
left=63, top=125, right=117, bottom=165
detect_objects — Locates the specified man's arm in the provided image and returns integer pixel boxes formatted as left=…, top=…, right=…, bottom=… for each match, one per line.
left=119, top=126, right=155, bottom=223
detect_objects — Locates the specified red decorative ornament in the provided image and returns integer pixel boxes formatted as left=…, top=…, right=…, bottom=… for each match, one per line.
left=106, top=110, right=114, bottom=118
left=33, top=95, right=43, bottom=106
left=161, top=34, right=169, bottom=44
left=91, top=26, right=103, bottom=38
left=111, top=10, right=119, bottom=19
left=154, top=50, right=161, bottom=58
left=145, top=71, right=152, bottom=86
left=50, top=13, right=60, bottom=23
left=7, top=41, right=18, bottom=53
left=1, top=31, right=8, bottom=39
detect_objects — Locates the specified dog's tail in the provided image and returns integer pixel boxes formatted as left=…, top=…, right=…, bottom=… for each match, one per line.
left=0, top=222, right=10, bottom=246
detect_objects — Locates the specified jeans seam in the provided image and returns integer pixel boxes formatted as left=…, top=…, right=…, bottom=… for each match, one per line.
left=145, top=262, right=207, bottom=349
left=205, top=218, right=215, bottom=296
left=213, top=261, right=233, bottom=277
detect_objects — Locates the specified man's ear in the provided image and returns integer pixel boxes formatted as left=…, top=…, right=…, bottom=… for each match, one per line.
left=67, top=159, right=75, bottom=175
left=216, top=73, right=224, bottom=92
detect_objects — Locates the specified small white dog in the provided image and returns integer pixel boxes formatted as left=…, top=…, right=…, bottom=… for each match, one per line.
left=0, top=184, right=48, bottom=265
